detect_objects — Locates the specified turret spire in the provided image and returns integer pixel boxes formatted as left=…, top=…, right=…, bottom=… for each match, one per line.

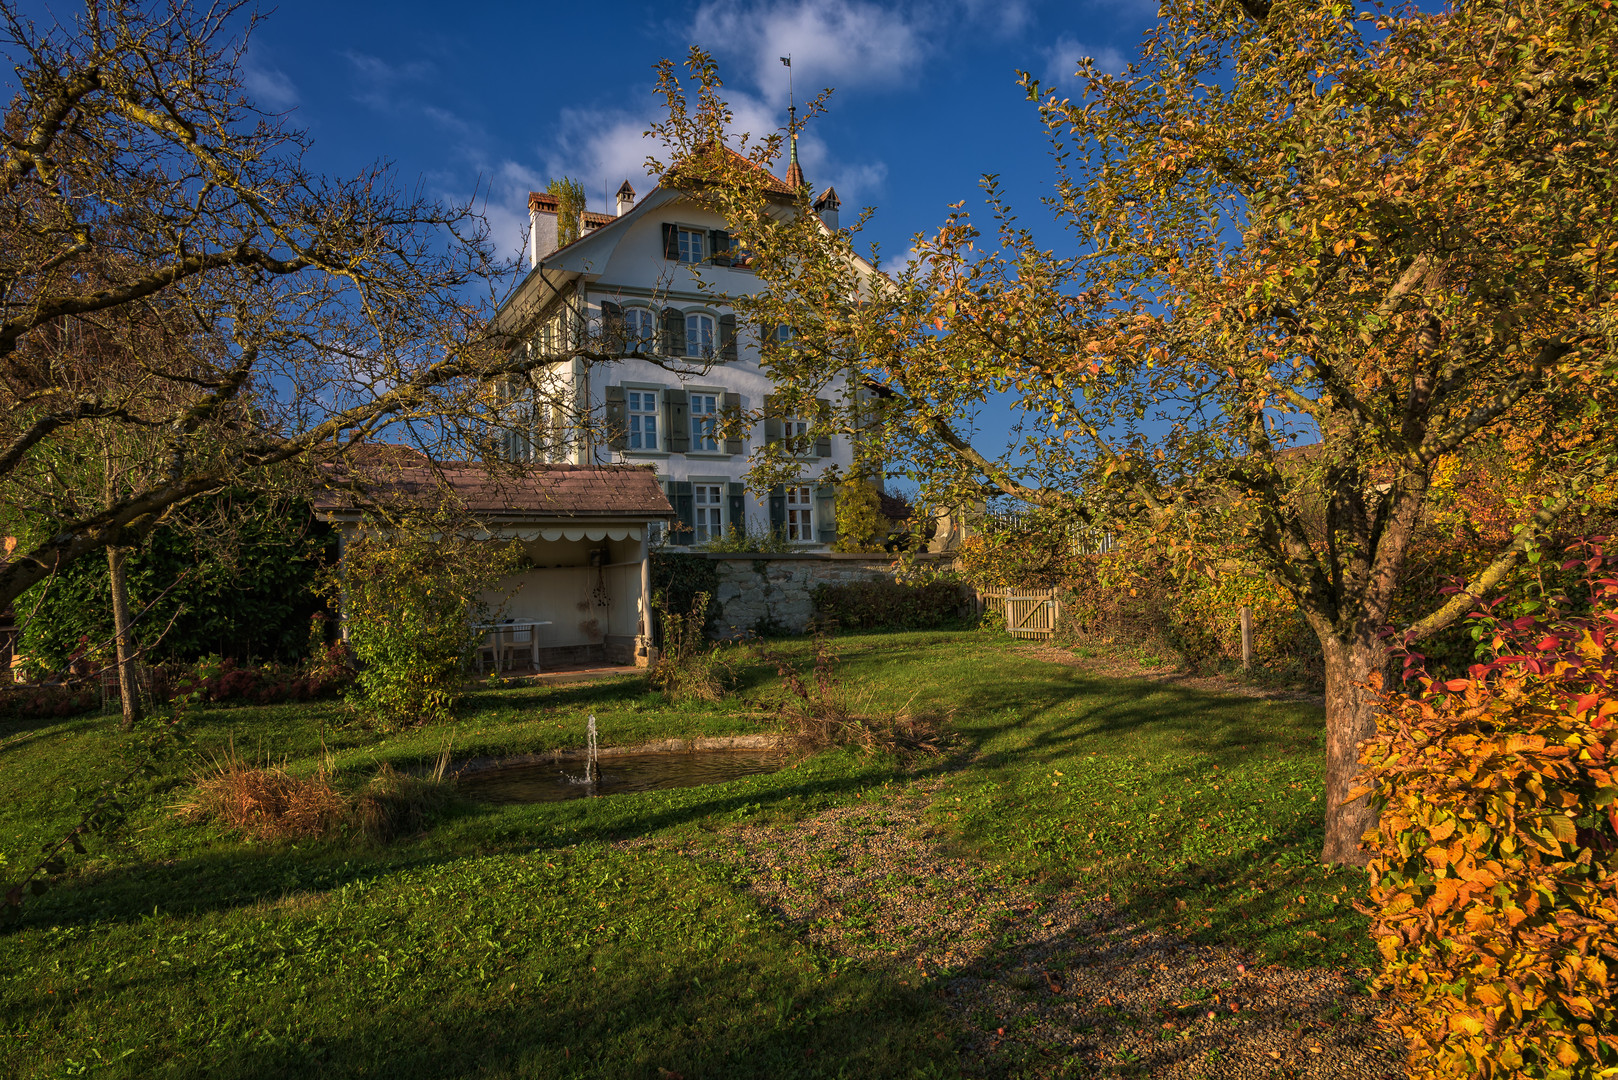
left=782, top=54, right=806, bottom=190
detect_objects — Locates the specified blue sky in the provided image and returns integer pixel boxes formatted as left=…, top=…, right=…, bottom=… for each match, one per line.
left=230, top=0, right=1157, bottom=272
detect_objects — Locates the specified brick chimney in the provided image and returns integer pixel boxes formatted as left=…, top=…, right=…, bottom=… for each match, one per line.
left=528, top=192, right=560, bottom=268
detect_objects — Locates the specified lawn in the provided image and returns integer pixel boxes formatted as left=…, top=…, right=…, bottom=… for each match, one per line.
left=0, top=631, right=1375, bottom=1079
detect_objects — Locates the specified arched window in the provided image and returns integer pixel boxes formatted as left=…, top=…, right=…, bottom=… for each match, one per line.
left=686, top=313, right=715, bottom=358
left=623, top=307, right=656, bottom=351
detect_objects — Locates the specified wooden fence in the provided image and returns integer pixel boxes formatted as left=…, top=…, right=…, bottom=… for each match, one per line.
left=980, top=588, right=1063, bottom=638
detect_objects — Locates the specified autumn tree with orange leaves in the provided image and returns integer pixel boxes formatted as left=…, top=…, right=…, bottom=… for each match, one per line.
left=654, top=0, right=1618, bottom=864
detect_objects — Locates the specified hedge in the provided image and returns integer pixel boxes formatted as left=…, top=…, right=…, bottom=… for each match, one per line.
left=810, top=579, right=968, bottom=632
left=1357, top=540, right=1618, bottom=1079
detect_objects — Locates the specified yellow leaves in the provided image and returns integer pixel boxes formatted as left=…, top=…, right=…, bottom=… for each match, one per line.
left=1359, top=628, right=1618, bottom=1078
left=1545, top=813, right=1577, bottom=846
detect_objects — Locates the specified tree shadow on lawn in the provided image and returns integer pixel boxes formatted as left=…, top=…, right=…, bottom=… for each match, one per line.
left=7, top=931, right=951, bottom=1080
left=9, top=760, right=898, bottom=935
left=912, top=667, right=1364, bottom=967
left=945, top=668, right=1324, bottom=769
left=173, top=962, right=947, bottom=1080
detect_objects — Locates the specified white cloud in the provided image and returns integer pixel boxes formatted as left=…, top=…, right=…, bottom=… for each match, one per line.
left=343, top=51, right=436, bottom=110
left=1040, top=35, right=1128, bottom=91
left=241, top=60, right=298, bottom=111
left=957, top=0, right=1032, bottom=37
left=540, top=106, right=666, bottom=209
left=693, top=0, right=926, bottom=93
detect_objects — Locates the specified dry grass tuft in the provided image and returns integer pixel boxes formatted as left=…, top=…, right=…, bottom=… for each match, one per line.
left=177, top=742, right=453, bottom=843
left=177, top=748, right=350, bottom=841
left=351, top=763, right=451, bottom=842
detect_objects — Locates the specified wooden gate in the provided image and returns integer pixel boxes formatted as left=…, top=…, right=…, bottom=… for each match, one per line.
left=988, top=588, right=1062, bottom=638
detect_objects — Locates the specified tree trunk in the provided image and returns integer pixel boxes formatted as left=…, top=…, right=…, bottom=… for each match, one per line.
left=107, top=545, right=143, bottom=732
left=1319, top=628, right=1390, bottom=865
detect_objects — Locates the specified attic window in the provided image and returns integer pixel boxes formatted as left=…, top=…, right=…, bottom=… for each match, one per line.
left=675, top=227, right=705, bottom=264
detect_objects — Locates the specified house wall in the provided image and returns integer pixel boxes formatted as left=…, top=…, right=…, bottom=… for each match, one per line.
left=517, top=191, right=856, bottom=549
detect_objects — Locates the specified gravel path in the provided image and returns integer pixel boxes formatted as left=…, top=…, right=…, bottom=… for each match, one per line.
left=657, top=780, right=1405, bottom=1079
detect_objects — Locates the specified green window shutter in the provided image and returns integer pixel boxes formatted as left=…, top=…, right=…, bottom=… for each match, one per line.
left=604, top=385, right=628, bottom=451
left=661, top=307, right=684, bottom=357
left=600, top=300, right=623, bottom=353
left=768, top=484, right=787, bottom=536
left=727, top=482, right=746, bottom=531
left=664, top=388, right=690, bottom=453
left=813, top=398, right=833, bottom=458
left=722, top=392, right=744, bottom=455
left=672, top=481, right=695, bottom=545
left=709, top=229, right=731, bottom=266
left=661, top=223, right=679, bottom=260
left=815, top=483, right=837, bottom=545
left=762, top=393, right=782, bottom=445
left=718, top=314, right=738, bottom=363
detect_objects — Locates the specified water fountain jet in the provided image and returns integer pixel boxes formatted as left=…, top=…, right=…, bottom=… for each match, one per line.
left=585, top=714, right=599, bottom=786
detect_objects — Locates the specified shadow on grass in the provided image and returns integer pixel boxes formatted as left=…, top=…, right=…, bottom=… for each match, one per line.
left=173, top=961, right=948, bottom=1080
left=10, top=762, right=894, bottom=934
left=6, top=925, right=952, bottom=1080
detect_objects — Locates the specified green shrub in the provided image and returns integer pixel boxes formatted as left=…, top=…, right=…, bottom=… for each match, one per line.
left=335, top=523, right=518, bottom=729
left=16, top=493, right=334, bottom=674
left=1356, top=540, right=1618, bottom=1079
left=810, top=579, right=967, bottom=631
left=1053, top=548, right=1321, bottom=683
left=647, top=591, right=737, bottom=701
left=650, top=552, right=721, bottom=641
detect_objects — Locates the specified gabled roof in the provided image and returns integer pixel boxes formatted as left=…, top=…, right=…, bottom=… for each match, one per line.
left=663, top=146, right=799, bottom=197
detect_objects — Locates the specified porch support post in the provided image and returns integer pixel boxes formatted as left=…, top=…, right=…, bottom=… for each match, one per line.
left=636, top=533, right=654, bottom=667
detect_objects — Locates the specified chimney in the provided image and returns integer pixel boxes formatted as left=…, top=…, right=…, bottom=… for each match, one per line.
left=814, top=185, right=840, bottom=231
left=615, top=180, right=636, bottom=217
left=528, top=191, right=560, bottom=268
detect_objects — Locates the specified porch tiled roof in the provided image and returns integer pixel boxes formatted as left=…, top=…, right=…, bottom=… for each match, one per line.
left=317, top=461, right=673, bottom=520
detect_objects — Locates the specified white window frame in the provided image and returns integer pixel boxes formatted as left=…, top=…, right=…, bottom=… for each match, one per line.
left=785, top=485, right=814, bottom=543
left=676, top=227, right=706, bottom=264
left=692, top=482, right=725, bottom=544
left=685, top=312, right=715, bottom=359
left=626, top=388, right=659, bottom=451
left=689, top=391, right=720, bottom=452
left=783, top=415, right=811, bottom=456
left=622, top=306, right=657, bottom=352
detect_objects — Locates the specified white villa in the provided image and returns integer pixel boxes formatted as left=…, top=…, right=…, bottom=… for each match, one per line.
left=492, top=145, right=859, bottom=550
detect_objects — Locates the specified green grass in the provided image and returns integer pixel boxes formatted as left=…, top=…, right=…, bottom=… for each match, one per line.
left=0, top=630, right=1373, bottom=1079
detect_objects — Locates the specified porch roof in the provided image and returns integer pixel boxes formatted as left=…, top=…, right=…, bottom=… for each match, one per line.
left=314, top=462, right=674, bottom=524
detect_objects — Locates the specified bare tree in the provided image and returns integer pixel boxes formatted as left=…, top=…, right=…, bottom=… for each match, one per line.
left=0, top=0, right=598, bottom=623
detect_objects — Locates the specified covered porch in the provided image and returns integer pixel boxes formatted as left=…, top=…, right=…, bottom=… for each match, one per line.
left=317, top=461, right=673, bottom=674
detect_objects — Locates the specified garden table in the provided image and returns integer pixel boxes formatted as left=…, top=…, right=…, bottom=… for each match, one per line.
left=472, top=621, right=551, bottom=675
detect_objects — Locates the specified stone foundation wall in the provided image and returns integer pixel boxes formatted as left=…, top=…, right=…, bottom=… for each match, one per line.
left=706, top=554, right=916, bottom=639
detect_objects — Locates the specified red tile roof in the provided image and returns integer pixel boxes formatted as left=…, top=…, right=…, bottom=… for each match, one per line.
left=316, top=462, right=673, bottom=520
